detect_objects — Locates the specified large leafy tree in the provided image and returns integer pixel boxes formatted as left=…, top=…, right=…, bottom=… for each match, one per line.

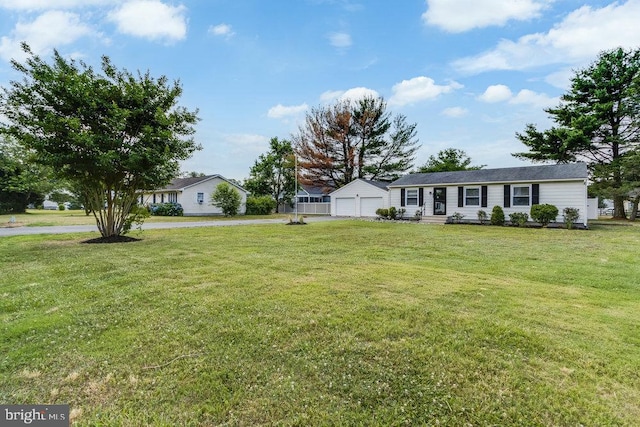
left=0, top=138, right=54, bottom=213
left=243, top=137, right=295, bottom=212
left=416, top=148, right=484, bottom=173
left=0, top=44, right=200, bottom=237
left=293, top=96, right=419, bottom=189
left=513, top=47, right=640, bottom=219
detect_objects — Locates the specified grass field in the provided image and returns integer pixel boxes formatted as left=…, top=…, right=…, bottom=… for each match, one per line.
left=1, top=220, right=639, bottom=425
left=0, top=209, right=291, bottom=227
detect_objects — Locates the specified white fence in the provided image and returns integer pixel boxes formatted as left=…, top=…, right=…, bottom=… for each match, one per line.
left=280, top=202, right=330, bottom=215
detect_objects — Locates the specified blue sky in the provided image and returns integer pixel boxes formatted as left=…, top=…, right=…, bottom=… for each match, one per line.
left=1, top=0, right=639, bottom=181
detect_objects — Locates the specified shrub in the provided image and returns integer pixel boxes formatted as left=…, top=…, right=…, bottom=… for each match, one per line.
left=245, top=195, right=276, bottom=215
left=211, top=182, right=242, bottom=216
left=376, top=208, right=389, bottom=219
left=530, top=204, right=559, bottom=226
left=509, top=212, right=529, bottom=227
left=58, top=203, right=65, bottom=211
left=477, top=210, right=488, bottom=224
left=451, top=212, right=465, bottom=223
left=398, top=208, right=406, bottom=219
left=490, top=205, right=505, bottom=226
left=388, top=206, right=397, bottom=220
left=414, top=210, right=422, bottom=220
left=123, top=204, right=150, bottom=234
left=150, top=202, right=183, bottom=216
left=563, top=207, right=580, bottom=229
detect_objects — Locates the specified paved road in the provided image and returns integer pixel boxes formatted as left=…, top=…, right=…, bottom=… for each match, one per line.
left=0, top=216, right=341, bottom=237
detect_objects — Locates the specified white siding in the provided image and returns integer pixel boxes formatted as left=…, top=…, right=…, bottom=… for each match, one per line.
left=143, top=177, right=247, bottom=216
left=389, top=179, right=588, bottom=225
left=330, top=179, right=389, bottom=217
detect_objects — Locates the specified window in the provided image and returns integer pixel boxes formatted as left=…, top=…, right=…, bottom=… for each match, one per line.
left=513, top=186, right=530, bottom=206
left=197, top=192, right=204, bottom=203
left=406, top=189, right=418, bottom=206
left=465, top=187, right=480, bottom=206
left=168, top=192, right=177, bottom=203
left=152, top=194, right=156, bottom=204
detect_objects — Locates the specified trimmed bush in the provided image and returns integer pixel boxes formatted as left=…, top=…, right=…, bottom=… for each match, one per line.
left=509, top=212, right=529, bottom=227
left=375, top=208, right=389, bottom=219
left=150, top=202, right=183, bottom=216
left=530, top=204, right=558, bottom=226
left=490, top=205, right=505, bottom=226
left=388, top=206, right=397, bottom=220
left=398, top=208, right=406, bottom=219
left=563, top=207, right=580, bottom=229
left=477, top=210, right=488, bottom=224
left=245, top=195, right=276, bottom=215
left=451, top=212, right=465, bottom=223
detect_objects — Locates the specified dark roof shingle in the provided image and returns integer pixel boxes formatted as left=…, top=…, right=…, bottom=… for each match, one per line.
left=389, top=163, right=587, bottom=187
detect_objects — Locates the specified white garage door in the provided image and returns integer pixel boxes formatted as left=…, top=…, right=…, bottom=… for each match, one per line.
left=335, top=197, right=356, bottom=216
left=360, top=197, right=384, bottom=217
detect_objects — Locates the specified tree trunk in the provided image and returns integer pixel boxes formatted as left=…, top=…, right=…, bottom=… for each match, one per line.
left=613, top=195, right=627, bottom=219
left=630, top=194, right=639, bottom=221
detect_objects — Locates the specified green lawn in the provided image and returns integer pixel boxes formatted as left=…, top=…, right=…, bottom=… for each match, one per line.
left=1, top=221, right=639, bottom=425
left=0, top=209, right=290, bottom=227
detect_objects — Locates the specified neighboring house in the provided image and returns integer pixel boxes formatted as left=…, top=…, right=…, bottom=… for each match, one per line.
left=388, top=163, right=589, bottom=225
left=281, top=185, right=331, bottom=215
left=141, top=175, right=247, bottom=216
left=330, top=179, right=390, bottom=217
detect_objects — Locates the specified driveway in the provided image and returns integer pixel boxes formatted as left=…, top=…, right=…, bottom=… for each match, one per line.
left=0, top=216, right=341, bottom=237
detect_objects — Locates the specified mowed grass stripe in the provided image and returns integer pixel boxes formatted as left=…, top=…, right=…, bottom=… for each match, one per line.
left=1, top=220, right=638, bottom=425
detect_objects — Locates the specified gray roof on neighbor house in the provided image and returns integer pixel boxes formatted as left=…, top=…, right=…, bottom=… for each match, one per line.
left=153, top=175, right=246, bottom=192
left=388, top=163, right=588, bottom=187
left=361, top=179, right=390, bottom=190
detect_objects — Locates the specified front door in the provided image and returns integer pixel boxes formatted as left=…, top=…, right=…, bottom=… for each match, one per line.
left=433, top=187, right=446, bottom=215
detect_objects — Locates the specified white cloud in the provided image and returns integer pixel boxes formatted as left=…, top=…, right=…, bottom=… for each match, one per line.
left=327, top=32, right=352, bottom=48
left=510, top=89, right=558, bottom=109
left=478, top=84, right=513, bottom=103
left=422, top=0, right=548, bottom=33
left=0, top=11, right=95, bottom=62
left=209, top=23, right=234, bottom=38
left=453, top=1, right=640, bottom=74
left=108, top=0, right=187, bottom=42
left=267, top=103, right=308, bottom=119
left=389, top=76, right=462, bottom=106
left=0, top=0, right=115, bottom=10
left=320, top=90, right=345, bottom=103
left=441, top=107, right=468, bottom=118
left=478, top=84, right=558, bottom=108
left=318, top=87, right=381, bottom=106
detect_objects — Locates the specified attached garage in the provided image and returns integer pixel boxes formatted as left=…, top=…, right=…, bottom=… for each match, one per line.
left=335, top=197, right=356, bottom=216
left=330, top=179, right=389, bottom=217
left=360, top=197, right=384, bottom=217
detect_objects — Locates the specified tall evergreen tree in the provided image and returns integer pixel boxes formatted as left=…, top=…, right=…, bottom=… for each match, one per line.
left=513, top=47, right=640, bottom=219
left=293, top=96, right=419, bottom=189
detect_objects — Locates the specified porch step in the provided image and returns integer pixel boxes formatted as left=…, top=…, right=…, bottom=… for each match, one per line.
left=420, top=215, right=448, bottom=224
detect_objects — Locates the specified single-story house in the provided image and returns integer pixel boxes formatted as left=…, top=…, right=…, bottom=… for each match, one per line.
left=281, top=185, right=331, bottom=215
left=388, top=163, right=589, bottom=225
left=141, top=175, right=247, bottom=216
left=330, top=179, right=390, bottom=217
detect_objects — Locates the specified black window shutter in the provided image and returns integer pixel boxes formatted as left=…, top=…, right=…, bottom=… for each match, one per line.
left=458, top=187, right=464, bottom=207
left=504, top=185, right=511, bottom=208
left=532, top=184, right=540, bottom=205
left=401, top=189, right=405, bottom=207
left=481, top=185, right=488, bottom=207
left=418, top=188, right=424, bottom=206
